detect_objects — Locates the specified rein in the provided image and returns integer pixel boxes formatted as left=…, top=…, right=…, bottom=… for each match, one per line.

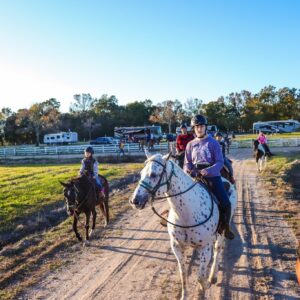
left=141, top=158, right=214, bottom=228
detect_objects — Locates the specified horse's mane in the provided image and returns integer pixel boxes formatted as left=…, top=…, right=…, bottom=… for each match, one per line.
left=146, top=153, right=194, bottom=184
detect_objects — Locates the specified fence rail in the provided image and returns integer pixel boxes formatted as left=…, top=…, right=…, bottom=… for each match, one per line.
left=0, top=142, right=169, bottom=158
left=0, top=138, right=299, bottom=158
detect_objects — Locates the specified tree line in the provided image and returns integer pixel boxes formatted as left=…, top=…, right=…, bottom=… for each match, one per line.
left=0, top=85, right=299, bottom=146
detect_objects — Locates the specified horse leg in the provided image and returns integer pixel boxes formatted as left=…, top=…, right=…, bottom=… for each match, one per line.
left=264, top=155, right=267, bottom=170
left=99, top=202, right=108, bottom=227
left=85, top=211, right=91, bottom=241
left=104, top=196, right=109, bottom=225
left=170, top=238, right=187, bottom=300
left=89, top=207, right=97, bottom=238
left=256, top=156, right=260, bottom=171
left=73, top=215, right=82, bottom=242
left=196, top=243, right=212, bottom=296
left=208, top=236, right=224, bottom=284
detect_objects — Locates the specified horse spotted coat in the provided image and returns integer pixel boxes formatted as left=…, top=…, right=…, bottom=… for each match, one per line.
left=130, top=153, right=237, bottom=299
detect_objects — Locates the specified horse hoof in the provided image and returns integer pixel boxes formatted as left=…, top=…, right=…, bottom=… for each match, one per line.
left=83, top=240, right=90, bottom=247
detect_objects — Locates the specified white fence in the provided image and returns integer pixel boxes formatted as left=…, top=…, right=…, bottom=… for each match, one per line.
left=0, top=142, right=170, bottom=158
left=0, top=138, right=299, bottom=158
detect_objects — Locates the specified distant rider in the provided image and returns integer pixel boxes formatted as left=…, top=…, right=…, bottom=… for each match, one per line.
left=184, top=114, right=235, bottom=240
left=214, top=132, right=235, bottom=184
left=257, top=131, right=273, bottom=156
left=175, top=124, right=194, bottom=168
left=79, top=146, right=105, bottom=199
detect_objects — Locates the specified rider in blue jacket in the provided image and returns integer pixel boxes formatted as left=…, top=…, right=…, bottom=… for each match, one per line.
left=184, top=115, right=234, bottom=240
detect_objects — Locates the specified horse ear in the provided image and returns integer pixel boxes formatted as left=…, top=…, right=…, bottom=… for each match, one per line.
left=144, top=148, right=151, bottom=158
left=163, top=152, right=172, bottom=161
left=59, top=181, right=69, bottom=187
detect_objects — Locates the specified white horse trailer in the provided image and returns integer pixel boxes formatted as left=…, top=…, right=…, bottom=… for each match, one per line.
left=44, top=132, right=78, bottom=144
left=253, top=119, right=300, bottom=134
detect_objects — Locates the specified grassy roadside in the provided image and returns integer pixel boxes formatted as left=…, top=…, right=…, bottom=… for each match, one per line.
left=262, top=152, right=300, bottom=241
left=0, top=163, right=142, bottom=234
left=0, top=163, right=143, bottom=300
left=235, top=132, right=300, bottom=141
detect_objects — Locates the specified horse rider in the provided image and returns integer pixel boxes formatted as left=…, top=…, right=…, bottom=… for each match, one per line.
left=184, top=114, right=235, bottom=240
left=257, top=131, right=273, bottom=156
left=175, top=124, right=194, bottom=168
left=214, top=132, right=235, bottom=184
left=79, top=146, right=105, bottom=199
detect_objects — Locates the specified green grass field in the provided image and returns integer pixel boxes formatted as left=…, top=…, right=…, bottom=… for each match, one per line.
left=0, top=163, right=143, bottom=232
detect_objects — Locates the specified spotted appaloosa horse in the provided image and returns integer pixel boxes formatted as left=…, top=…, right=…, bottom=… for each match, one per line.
left=130, top=152, right=237, bottom=299
left=253, top=139, right=267, bottom=172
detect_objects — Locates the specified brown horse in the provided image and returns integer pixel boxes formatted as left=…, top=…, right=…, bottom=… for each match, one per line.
left=60, top=174, right=109, bottom=242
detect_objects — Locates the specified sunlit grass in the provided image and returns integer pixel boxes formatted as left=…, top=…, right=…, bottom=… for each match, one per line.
left=263, top=152, right=300, bottom=174
left=0, top=163, right=143, bottom=231
left=235, top=132, right=300, bottom=141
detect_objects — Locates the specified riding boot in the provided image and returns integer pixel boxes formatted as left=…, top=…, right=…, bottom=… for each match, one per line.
left=223, top=203, right=235, bottom=240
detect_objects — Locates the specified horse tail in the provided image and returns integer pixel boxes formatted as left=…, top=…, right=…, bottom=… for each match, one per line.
left=99, top=175, right=109, bottom=224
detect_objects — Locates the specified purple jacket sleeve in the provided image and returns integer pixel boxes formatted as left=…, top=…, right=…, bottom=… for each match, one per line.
left=205, top=141, right=224, bottom=177
left=183, top=142, right=196, bottom=175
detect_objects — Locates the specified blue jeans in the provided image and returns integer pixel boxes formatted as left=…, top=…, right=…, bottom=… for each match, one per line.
left=95, top=176, right=103, bottom=189
left=205, top=176, right=230, bottom=207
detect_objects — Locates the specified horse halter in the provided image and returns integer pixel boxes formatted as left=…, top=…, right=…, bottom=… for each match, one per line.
left=138, top=156, right=215, bottom=229
left=139, top=159, right=175, bottom=198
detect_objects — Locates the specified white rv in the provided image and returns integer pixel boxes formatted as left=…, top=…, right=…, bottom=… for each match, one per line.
left=253, top=120, right=300, bottom=133
left=44, top=132, right=78, bottom=144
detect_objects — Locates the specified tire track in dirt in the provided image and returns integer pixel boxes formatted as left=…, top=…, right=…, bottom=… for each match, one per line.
left=24, top=148, right=300, bottom=300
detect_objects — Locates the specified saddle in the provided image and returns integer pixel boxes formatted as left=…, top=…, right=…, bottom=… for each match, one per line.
left=194, top=164, right=232, bottom=235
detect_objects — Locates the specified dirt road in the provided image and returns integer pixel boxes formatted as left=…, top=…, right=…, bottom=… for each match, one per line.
left=24, top=148, right=300, bottom=299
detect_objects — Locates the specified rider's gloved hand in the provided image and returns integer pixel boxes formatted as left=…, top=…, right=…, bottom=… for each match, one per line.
left=200, top=169, right=208, bottom=176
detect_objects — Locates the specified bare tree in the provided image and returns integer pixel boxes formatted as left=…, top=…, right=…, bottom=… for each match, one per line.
left=184, top=97, right=203, bottom=118
left=149, top=100, right=184, bottom=133
left=70, top=93, right=95, bottom=113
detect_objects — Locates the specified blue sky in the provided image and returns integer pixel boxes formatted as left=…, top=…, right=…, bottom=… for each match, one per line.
left=0, top=0, right=299, bottom=112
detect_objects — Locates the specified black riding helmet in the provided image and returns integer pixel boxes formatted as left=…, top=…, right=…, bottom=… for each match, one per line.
left=214, top=132, right=223, bottom=138
left=190, top=114, right=208, bottom=127
left=85, top=146, right=94, bottom=154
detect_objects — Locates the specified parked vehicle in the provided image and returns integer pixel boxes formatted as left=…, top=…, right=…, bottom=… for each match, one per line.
left=89, top=137, right=118, bottom=145
left=254, top=125, right=280, bottom=134
left=207, top=125, right=218, bottom=136
left=253, top=119, right=300, bottom=133
left=44, top=132, right=78, bottom=144
left=114, top=125, right=162, bottom=141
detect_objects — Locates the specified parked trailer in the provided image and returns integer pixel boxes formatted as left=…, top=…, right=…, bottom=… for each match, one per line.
left=253, top=119, right=300, bottom=134
left=44, top=132, right=78, bottom=144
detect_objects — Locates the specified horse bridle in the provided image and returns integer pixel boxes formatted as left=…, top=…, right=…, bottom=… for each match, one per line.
left=139, top=158, right=175, bottom=197
left=66, top=177, right=95, bottom=212
left=139, top=158, right=214, bottom=228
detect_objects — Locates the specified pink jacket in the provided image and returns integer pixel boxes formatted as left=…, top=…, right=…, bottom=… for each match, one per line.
left=258, top=135, right=267, bottom=144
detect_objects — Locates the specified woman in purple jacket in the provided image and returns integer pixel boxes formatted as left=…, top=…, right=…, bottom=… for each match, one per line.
left=184, top=114, right=234, bottom=240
